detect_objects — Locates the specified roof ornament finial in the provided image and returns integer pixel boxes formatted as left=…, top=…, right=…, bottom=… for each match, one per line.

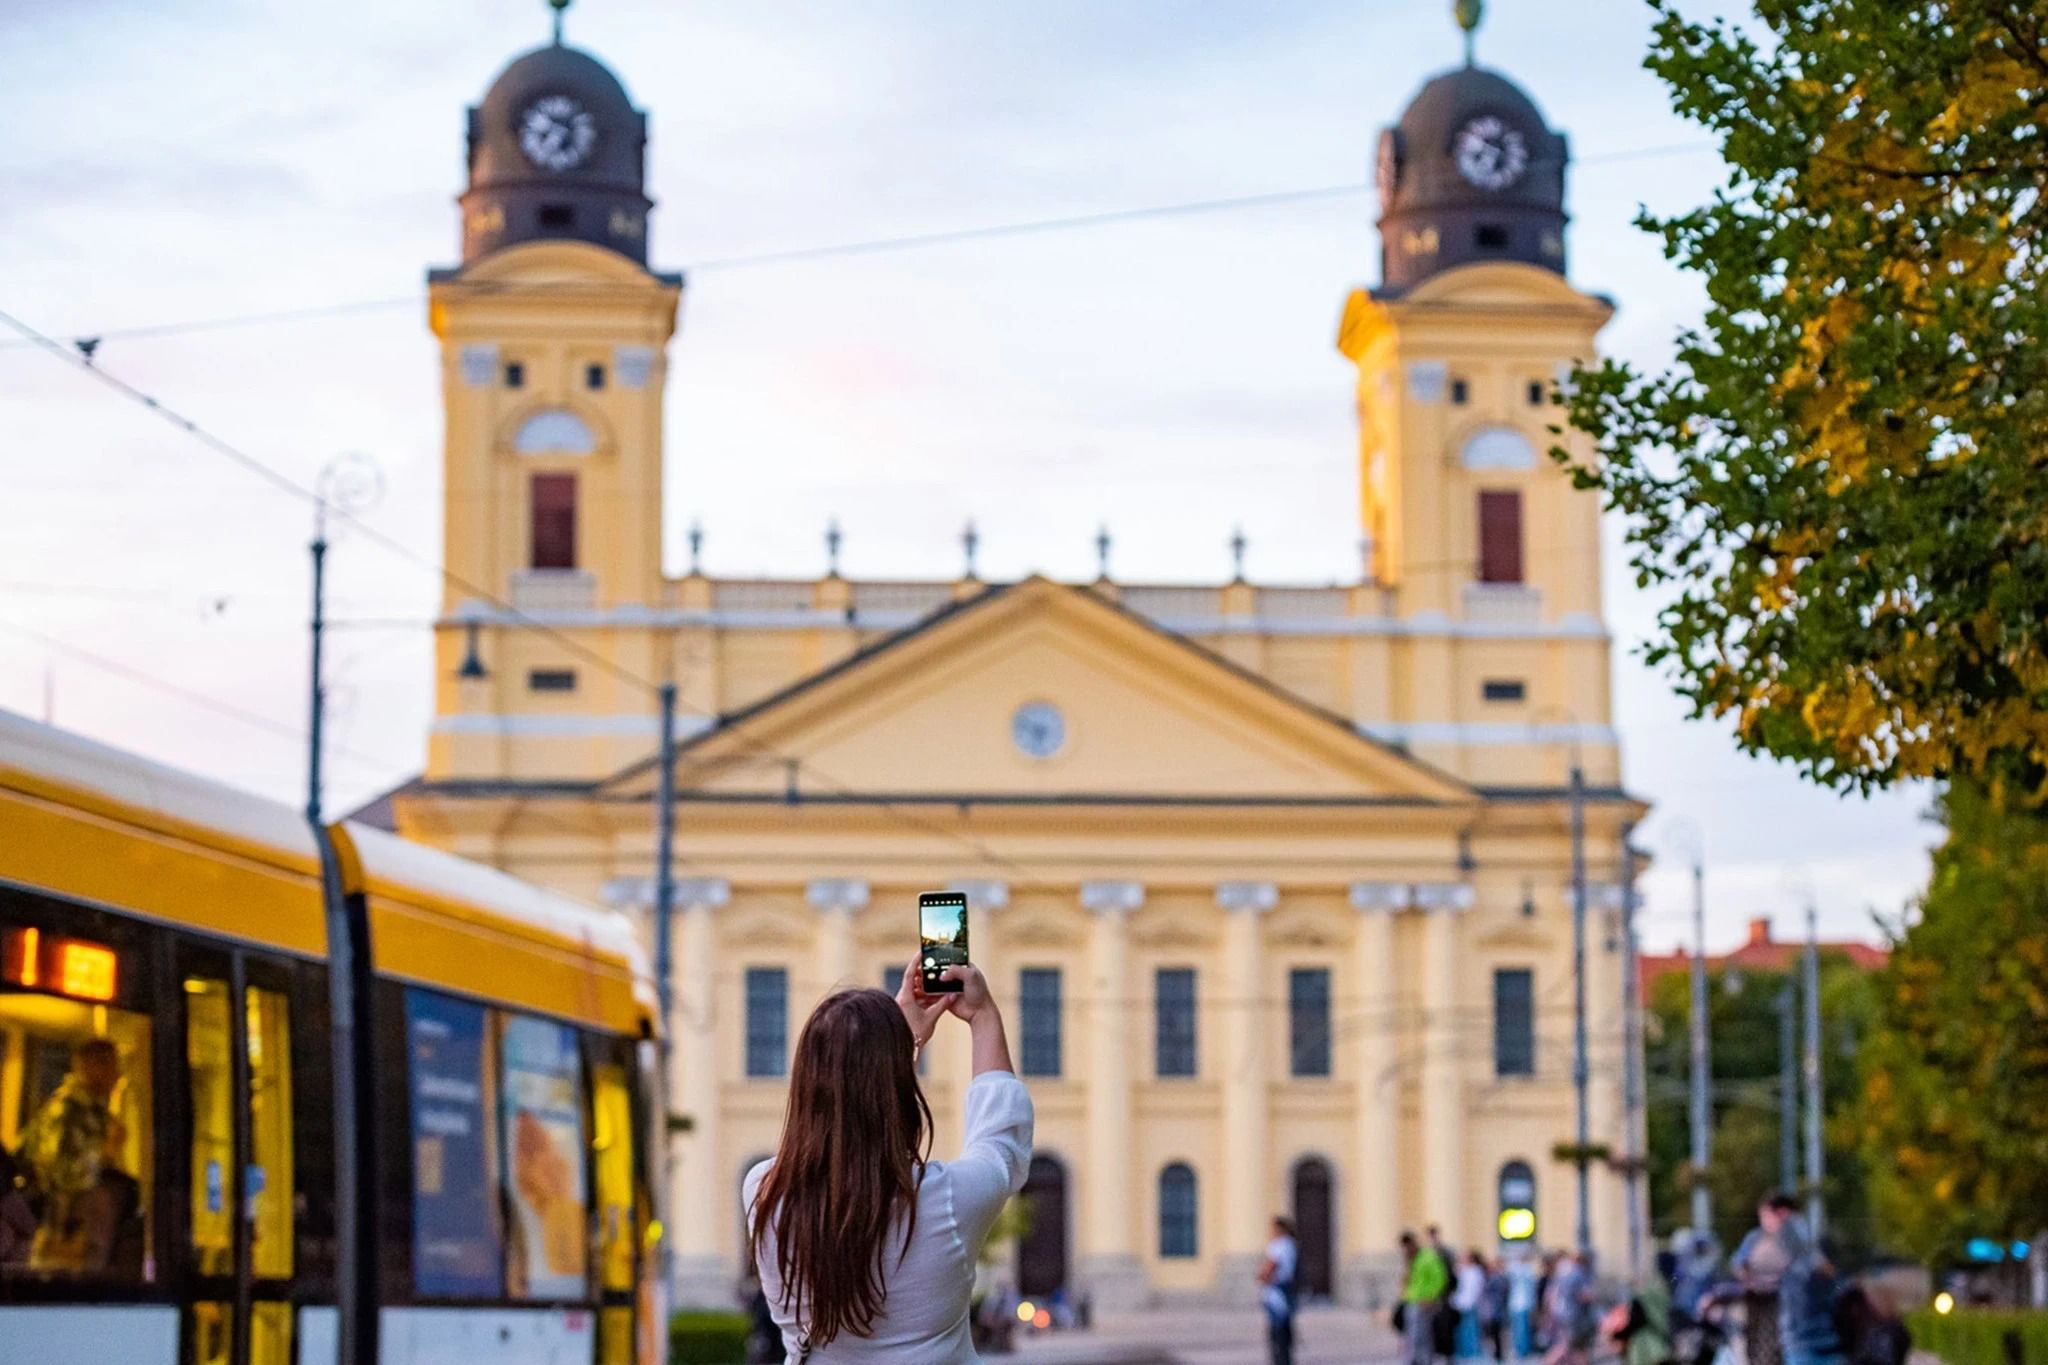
left=1229, top=525, right=1248, bottom=581
left=1095, top=524, right=1113, bottom=580
left=961, top=520, right=980, bottom=579
left=548, top=0, right=571, bottom=46
left=1454, top=0, right=1483, bottom=67
left=687, top=519, right=704, bottom=575
left=825, top=518, right=843, bottom=577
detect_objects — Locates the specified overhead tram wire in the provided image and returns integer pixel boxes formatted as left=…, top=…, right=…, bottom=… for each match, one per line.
left=0, top=303, right=1047, bottom=885
left=0, top=139, right=1713, bottom=353
left=0, top=617, right=409, bottom=775
left=0, top=304, right=658, bottom=701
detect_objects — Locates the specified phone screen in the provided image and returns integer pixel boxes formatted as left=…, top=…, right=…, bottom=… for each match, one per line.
left=918, top=892, right=969, bottom=994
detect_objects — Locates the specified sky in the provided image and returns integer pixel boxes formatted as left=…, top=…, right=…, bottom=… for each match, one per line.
left=0, top=0, right=1936, bottom=953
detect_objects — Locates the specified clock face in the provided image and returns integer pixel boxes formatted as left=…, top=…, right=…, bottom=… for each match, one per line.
left=1453, top=115, right=1528, bottom=191
left=519, top=95, right=597, bottom=173
left=1010, top=701, right=1065, bottom=760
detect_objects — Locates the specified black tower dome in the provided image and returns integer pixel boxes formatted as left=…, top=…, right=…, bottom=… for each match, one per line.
left=459, top=32, right=653, bottom=265
left=1374, top=59, right=1568, bottom=294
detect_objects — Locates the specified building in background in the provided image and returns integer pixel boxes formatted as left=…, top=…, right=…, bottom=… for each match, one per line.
left=361, top=14, right=1646, bottom=1309
left=1639, top=917, right=1889, bottom=1001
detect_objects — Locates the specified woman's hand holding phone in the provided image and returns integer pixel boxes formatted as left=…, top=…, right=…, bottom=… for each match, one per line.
left=895, top=955, right=951, bottom=1051
left=936, top=964, right=992, bottom=1022
left=897, top=960, right=1014, bottom=1075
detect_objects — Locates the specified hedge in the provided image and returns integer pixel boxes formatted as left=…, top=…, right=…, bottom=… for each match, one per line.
left=671, top=1310, right=751, bottom=1365
left=1908, top=1310, right=2048, bottom=1365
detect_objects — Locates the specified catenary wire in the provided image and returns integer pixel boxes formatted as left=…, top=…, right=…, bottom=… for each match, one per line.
left=0, top=140, right=1713, bottom=352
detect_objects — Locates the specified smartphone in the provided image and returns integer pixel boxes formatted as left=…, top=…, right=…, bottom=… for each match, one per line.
left=918, top=891, right=970, bottom=994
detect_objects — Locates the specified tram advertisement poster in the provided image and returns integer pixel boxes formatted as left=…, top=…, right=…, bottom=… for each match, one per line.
left=406, top=991, right=502, bottom=1298
left=501, top=1014, right=589, bottom=1298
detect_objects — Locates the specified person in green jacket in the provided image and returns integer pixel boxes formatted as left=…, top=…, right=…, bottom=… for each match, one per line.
left=1400, top=1230, right=1452, bottom=1365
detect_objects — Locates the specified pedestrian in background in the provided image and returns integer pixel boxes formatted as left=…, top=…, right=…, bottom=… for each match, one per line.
left=1258, top=1215, right=1301, bottom=1365
left=1733, top=1194, right=1807, bottom=1365
left=1401, top=1230, right=1452, bottom=1365
left=1534, top=1251, right=1560, bottom=1354
left=1452, top=1249, right=1487, bottom=1359
left=1776, top=1237, right=1842, bottom=1365
left=1543, top=1250, right=1596, bottom=1365
left=1481, top=1255, right=1510, bottom=1362
left=1507, top=1253, right=1539, bottom=1359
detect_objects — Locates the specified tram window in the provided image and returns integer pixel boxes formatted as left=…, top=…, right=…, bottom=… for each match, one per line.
left=0, top=989, right=156, bottom=1282
left=246, top=985, right=294, bottom=1279
left=591, top=1059, right=635, bottom=1293
left=187, top=976, right=234, bottom=1277
left=404, top=989, right=503, bottom=1298
left=500, top=1013, right=589, bottom=1299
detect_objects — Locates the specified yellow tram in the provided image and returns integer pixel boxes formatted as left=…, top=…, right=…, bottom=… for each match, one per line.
left=0, top=709, right=661, bottom=1365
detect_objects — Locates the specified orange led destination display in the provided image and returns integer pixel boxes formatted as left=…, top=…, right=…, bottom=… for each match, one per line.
left=3, top=927, right=119, bottom=1002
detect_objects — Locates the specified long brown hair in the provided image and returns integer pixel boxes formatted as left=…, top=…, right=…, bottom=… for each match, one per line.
left=748, top=987, right=933, bottom=1346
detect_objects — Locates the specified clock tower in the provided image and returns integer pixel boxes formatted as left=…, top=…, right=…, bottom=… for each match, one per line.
left=1338, top=12, right=1618, bottom=787
left=425, top=16, right=682, bottom=784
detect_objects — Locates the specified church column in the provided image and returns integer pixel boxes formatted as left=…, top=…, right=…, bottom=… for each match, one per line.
left=671, top=876, right=732, bottom=1308
left=1417, top=882, right=1473, bottom=1245
left=1217, top=879, right=1277, bottom=1301
left=806, top=877, right=868, bottom=996
left=1347, top=881, right=1409, bottom=1306
left=1079, top=879, right=1146, bottom=1309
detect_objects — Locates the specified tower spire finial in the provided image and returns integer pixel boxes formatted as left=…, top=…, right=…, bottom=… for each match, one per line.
left=1454, top=0, right=1483, bottom=67
left=548, top=0, right=570, bottom=46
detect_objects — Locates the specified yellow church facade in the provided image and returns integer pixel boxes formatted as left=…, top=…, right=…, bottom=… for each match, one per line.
left=372, top=24, right=1646, bottom=1311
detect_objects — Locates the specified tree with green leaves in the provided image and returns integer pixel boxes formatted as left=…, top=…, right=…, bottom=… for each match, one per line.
left=1559, top=0, right=2048, bottom=802
left=1858, top=783, right=2048, bottom=1264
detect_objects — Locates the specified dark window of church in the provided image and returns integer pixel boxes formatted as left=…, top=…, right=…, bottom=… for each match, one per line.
left=538, top=203, right=575, bottom=229
left=1019, top=968, right=1062, bottom=1077
left=1155, top=968, right=1197, bottom=1078
left=1482, top=679, right=1527, bottom=703
left=1477, top=223, right=1511, bottom=249
left=1450, top=378, right=1470, bottom=405
left=1478, top=490, right=1524, bottom=584
left=1494, top=968, right=1535, bottom=1076
left=585, top=363, right=606, bottom=391
left=1289, top=968, right=1331, bottom=1078
left=528, top=669, right=577, bottom=693
left=503, top=361, right=525, bottom=389
left=530, top=472, right=578, bottom=570
left=1528, top=380, right=1546, bottom=406
left=744, top=967, right=787, bottom=1078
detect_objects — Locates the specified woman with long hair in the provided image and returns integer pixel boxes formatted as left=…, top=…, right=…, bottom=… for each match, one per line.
left=744, top=958, right=1032, bottom=1361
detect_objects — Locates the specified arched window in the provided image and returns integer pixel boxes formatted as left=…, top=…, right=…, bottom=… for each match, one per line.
left=1159, top=1163, right=1198, bottom=1259
left=514, top=408, right=598, bottom=456
left=1461, top=425, right=1538, bottom=471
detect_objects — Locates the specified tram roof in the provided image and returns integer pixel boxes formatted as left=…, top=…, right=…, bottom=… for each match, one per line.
left=0, top=708, right=650, bottom=1020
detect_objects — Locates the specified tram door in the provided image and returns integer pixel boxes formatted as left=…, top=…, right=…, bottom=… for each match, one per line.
left=181, top=947, right=297, bottom=1365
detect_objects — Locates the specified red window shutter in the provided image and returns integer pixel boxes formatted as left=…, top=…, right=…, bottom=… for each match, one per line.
left=531, top=473, right=577, bottom=570
left=1477, top=490, right=1523, bottom=584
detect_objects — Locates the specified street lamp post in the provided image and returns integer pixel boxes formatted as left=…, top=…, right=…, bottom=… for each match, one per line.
left=1775, top=979, right=1798, bottom=1191
left=1802, top=901, right=1824, bottom=1237
left=1619, top=826, right=1645, bottom=1280
left=1569, top=759, right=1591, bottom=1259
left=1688, top=849, right=1712, bottom=1238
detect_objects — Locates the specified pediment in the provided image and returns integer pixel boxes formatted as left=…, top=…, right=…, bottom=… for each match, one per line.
left=608, top=579, right=1476, bottom=808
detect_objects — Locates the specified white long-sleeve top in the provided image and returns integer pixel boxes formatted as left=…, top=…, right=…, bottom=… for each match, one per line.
left=744, top=1069, right=1035, bottom=1363
left=1451, top=1261, right=1487, bottom=1312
